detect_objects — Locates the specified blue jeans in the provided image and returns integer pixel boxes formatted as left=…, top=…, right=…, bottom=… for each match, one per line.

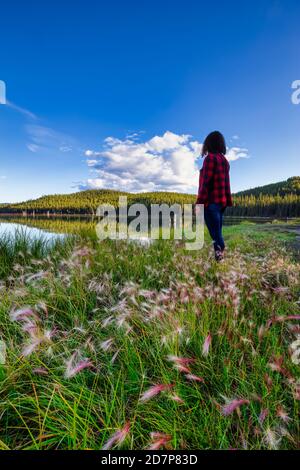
left=204, top=203, right=225, bottom=252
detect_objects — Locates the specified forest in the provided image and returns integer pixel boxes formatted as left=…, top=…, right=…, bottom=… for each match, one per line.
left=0, top=177, right=299, bottom=217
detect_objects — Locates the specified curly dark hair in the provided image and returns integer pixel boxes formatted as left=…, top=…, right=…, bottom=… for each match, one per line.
left=202, top=131, right=226, bottom=157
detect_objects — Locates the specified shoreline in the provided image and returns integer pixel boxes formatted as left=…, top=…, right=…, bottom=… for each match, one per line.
left=0, top=213, right=299, bottom=221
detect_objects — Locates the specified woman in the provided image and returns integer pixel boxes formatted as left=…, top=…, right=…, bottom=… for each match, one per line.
left=196, top=131, right=232, bottom=261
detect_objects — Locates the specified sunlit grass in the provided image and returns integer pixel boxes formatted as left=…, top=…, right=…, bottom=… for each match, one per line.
left=0, top=225, right=299, bottom=449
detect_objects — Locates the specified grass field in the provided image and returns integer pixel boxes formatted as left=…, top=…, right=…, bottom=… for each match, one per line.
left=0, top=224, right=299, bottom=450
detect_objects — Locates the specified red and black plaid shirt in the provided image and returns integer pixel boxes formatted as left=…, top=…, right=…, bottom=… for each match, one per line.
left=196, top=153, right=232, bottom=208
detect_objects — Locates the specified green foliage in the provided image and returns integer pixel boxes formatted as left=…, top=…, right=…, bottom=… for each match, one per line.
left=227, top=177, right=300, bottom=217
left=0, top=190, right=196, bottom=214
left=0, top=226, right=299, bottom=449
left=226, top=193, right=300, bottom=217
left=235, top=177, right=300, bottom=197
left=0, top=177, right=299, bottom=217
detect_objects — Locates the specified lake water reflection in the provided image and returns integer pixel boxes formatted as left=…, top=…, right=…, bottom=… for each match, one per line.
left=0, top=215, right=291, bottom=242
left=0, top=220, right=66, bottom=242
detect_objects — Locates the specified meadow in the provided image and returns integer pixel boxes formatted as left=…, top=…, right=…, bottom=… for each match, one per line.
left=0, top=223, right=299, bottom=450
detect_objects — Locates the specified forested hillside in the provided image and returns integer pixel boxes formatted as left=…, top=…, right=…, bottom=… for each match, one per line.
left=234, top=177, right=300, bottom=197
left=226, top=177, right=300, bottom=217
left=0, top=190, right=196, bottom=214
left=0, top=177, right=299, bottom=217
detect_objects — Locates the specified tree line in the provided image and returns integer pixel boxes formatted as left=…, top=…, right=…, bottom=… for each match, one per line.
left=0, top=178, right=299, bottom=217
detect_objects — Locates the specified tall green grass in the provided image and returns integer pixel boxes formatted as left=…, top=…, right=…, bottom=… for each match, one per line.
left=0, top=225, right=299, bottom=450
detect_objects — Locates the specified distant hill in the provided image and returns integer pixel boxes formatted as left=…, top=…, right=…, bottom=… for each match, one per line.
left=0, top=189, right=195, bottom=214
left=226, top=176, right=300, bottom=217
left=0, top=177, right=299, bottom=217
left=235, top=177, right=300, bottom=197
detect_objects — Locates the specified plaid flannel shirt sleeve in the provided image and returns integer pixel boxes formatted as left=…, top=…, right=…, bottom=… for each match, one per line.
left=196, top=154, right=214, bottom=205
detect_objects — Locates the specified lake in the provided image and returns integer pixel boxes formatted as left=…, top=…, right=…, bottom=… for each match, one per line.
left=0, top=215, right=295, bottom=242
left=0, top=221, right=66, bottom=242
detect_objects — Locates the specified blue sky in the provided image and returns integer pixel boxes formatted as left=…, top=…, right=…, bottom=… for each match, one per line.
left=0, top=0, right=299, bottom=202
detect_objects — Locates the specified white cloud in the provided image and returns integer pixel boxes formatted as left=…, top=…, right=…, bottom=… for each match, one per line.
left=59, top=145, right=73, bottom=153
left=26, top=124, right=74, bottom=154
left=27, top=143, right=41, bottom=153
left=6, top=100, right=37, bottom=120
left=226, top=147, right=249, bottom=161
left=85, top=150, right=95, bottom=157
left=6, top=99, right=76, bottom=155
left=80, top=131, right=248, bottom=193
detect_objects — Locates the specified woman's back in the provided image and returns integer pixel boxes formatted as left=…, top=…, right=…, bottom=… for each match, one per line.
left=196, top=131, right=232, bottom=261
left=197, top=152, right=232, bottom=207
